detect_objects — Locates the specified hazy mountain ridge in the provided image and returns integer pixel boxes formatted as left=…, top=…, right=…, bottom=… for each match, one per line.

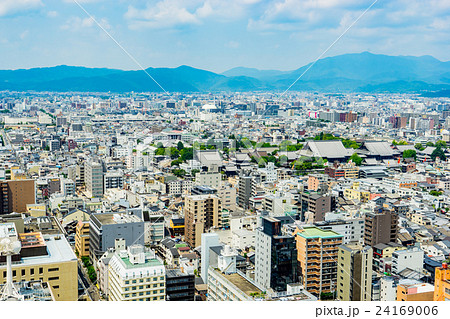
left=1, top=52, right=449, bottom=93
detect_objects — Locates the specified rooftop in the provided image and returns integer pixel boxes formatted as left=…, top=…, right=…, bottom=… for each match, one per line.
left=220, top=271, right=262, bottom=296
left=297, top=226, right=343, bottom=239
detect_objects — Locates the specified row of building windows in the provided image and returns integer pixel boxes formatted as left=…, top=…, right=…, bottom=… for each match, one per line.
left=2, top=266, right=59, bottom=278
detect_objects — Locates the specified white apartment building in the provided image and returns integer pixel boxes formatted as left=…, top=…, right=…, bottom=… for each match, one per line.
left=392, top=247, right=424, bottom=274
left=108, top=245, right=166, bottom=301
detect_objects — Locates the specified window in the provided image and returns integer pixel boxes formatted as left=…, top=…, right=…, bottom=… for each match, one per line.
left=12, top=270, right=16, bottom=277
left=30, top=269, right=34, bottom=275
left=48, top=277, right=59, bottom=281
left=21, top=269, right=25, bottom=276
left=39, top=268, right=43, bottom=275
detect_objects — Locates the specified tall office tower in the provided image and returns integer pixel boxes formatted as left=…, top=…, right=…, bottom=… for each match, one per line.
left=255, top=217, right=298, bottom=292
left=85, top=161, right=104, bottom=198
left=337, top=242, right=373, bottom=301
left=295, top=226, right=343, bottom=298
left=0, top=180, right=36, bottom=215
left=364, top=206, right=398, bottom=247
left=184, top=194, right=221, bottom=248
left=238, top=174, right=254, bottom=210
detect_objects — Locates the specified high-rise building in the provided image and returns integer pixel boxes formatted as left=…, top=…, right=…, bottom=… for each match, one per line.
left=184, top=194, right=221, bottom=248
left=337, top=242, right=373, bottom=301
left=364, top=207, right=398, bottom=247
left=108, top=245, right=166, bottom=301
left=294, top=226, right=343, bottom=298
left=255, top=217, right=298, bottom=292
left=298, top=192, right=335, bottom=223
left=0, top=180, right=36, bottom=215
left=238, top=174, right=254, bottom=210
left=85, top=161, right=104, bottom=198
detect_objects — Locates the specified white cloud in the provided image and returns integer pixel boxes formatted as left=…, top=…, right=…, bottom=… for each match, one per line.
left=20, top=30, right=29, bottom=40
left=226, top=41, right=240, bottom=48
left=0, top=0, right=42, bottom=17
left=125, top=0, right=201, bottom=29
left=61, top=16, right=111, bottom=31
left=47, top=11, right=59, bottom=18
left=125, top=0, right=263, bottom=29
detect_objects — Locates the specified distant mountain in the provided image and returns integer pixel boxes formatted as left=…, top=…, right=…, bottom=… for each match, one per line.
left=1, top=52, right=450, bottom=93
left=221, top=67, right=287, bottom=79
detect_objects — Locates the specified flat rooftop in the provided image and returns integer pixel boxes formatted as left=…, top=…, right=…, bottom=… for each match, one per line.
left=94, top=213, right=142, bottom=225
left=0, top=234, right=76, bottom=268
left=297, top=226, right=343, bottom=239
left=222, top=272, right=261, bottom=296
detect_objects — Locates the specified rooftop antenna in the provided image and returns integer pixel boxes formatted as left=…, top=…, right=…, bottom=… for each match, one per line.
left=0, top=237, right=23, bottom=301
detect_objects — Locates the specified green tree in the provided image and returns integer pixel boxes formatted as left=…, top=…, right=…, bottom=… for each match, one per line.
left=431, top=146, right=446, bottom=161
left=436, top=140, right=447, bottom=148
left=171, top=159, right=182, bottom=166
left=177, top=141, right=184, bottom=150
left=349, top=153, right=363, bottom=166
left=415, top=143, right=425, bottom=151
left=180, top=148, right=194, bottom=161
left=169, top=147, right=179, bottom=159
left=426, top=142, right=434, bottom=147
left=191, top=169, right=200, bottom=176
left=172, top=169, right=186, bottom=177
left=155, top=147, right=165, bottom=156
left=403, top=149, right=417, bottom=159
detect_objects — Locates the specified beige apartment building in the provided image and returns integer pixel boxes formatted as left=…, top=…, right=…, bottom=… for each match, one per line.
left=184, top=194, right=221, bottom=248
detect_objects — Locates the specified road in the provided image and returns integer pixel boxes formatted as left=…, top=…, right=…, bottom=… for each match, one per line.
left=78, top=261, right=101, bottom=301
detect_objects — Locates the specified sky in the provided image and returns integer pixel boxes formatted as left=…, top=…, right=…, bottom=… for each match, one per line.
left=0, top=0, right=449, bottom=73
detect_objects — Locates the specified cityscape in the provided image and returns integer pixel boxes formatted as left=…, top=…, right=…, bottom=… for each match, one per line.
left=0, top=0, right=450, bottom=308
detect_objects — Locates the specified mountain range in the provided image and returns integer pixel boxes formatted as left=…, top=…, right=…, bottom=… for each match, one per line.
left=1, top=52, right=450, bottom=94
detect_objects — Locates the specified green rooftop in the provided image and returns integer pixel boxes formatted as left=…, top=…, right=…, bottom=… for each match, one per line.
left=297, top=227, right=343, bottom=239
left=121, top=256, right=163, bottom=269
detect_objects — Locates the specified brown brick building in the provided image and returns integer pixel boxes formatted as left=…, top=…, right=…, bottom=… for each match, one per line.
left=0, top=179, right=35, bottom=214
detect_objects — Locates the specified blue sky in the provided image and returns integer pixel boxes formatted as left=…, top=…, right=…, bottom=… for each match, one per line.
left=0, top=0, right=449, bottom=72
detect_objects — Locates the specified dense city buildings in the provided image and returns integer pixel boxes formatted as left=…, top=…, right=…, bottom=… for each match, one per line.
left=1, top=89, right=450, bottom=303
